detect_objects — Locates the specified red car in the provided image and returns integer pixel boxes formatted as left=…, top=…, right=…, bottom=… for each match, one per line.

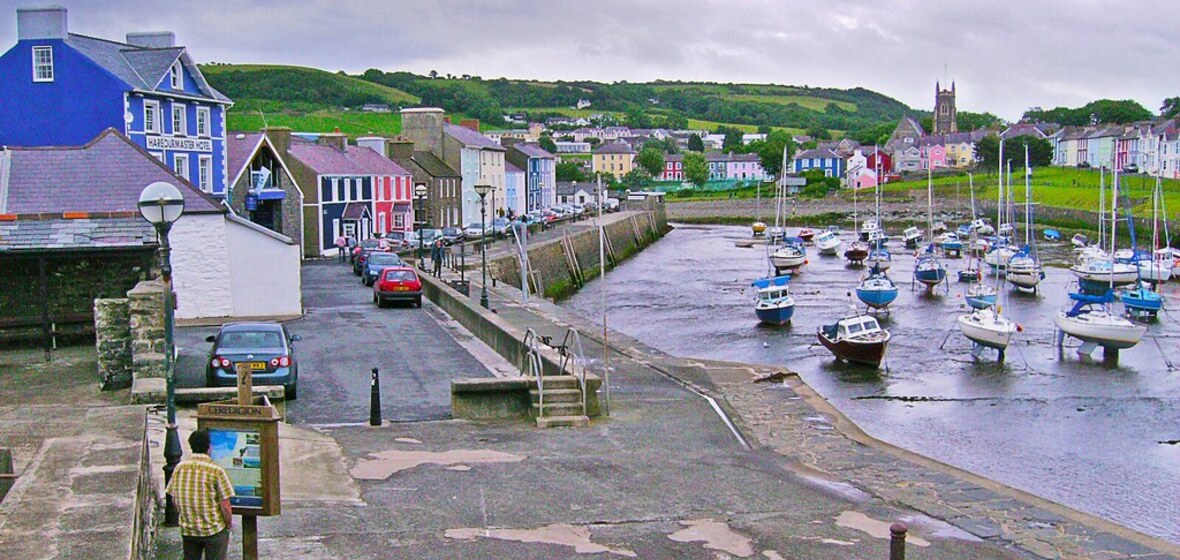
left=373, top=266, right=423, bottom=308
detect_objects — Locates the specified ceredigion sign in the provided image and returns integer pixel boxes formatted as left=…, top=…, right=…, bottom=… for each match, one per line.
left=197, top=397, right=282, bottom=516
left=146, top=135, right=214, bottom=152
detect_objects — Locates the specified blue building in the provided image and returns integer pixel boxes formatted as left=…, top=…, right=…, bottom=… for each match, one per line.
left=791, top=148, right=845, bottom=178
left=0, top=6, right=232, bottom=195
left=505, top=143, right=556, bottom=212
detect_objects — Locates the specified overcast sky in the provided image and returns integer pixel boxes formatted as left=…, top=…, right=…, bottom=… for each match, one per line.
left=3, top=1, right=1176, bottom=121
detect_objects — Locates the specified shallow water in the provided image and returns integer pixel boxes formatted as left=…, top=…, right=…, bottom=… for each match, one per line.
left=564, top=223, right=1180, bottom=543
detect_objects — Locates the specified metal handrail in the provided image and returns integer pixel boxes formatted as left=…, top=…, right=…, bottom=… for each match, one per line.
left=521, top=328, right=546, bottom=417
left=557, top=328, right=589, bottom=418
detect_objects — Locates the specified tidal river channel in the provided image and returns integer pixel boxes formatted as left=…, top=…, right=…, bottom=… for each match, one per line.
left=564, top=223, right=1180, bottom=543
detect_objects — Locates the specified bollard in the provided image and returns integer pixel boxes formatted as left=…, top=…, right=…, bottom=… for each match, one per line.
left=369, top=367, right=382, bottom=426
left=890, top=522, right=907, bottom=560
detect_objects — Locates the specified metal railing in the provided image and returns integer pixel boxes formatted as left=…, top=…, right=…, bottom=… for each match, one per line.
left=556, top=328, right=589, bottom=418
left=521, top=328, right=546, bottom=417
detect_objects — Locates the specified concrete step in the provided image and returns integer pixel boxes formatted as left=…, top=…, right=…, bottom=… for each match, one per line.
left=536, top=415, right=590, bottom=428
left=532, top=402, right=586, bottom=417
left=529, top=388, right=582, bottom=404
left=534, top=375, right=580, bottom=390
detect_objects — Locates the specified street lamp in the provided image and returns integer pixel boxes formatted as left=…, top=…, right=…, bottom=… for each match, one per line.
left=137, top=181, right=185, bottom=527
left=414, top=183, right=428, bottom=269
left=474, top=183, right=493, bottom=308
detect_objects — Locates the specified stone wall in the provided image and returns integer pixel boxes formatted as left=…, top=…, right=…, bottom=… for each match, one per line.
left=94, top=298, right=132, bottom=390
left=127, top=281, right=166, bottom=381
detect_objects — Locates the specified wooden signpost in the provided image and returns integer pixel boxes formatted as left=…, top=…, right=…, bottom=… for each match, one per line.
left=196, top=363, right=282, bottom=559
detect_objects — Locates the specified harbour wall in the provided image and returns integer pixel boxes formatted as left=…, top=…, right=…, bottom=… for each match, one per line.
left=487, top=202, right=670, bottom=301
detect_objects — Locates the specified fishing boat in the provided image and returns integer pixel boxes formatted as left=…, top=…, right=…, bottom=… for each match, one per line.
left=817, top=311, right=891, bottom=367
left=1120, top=282, right=1162, bottom=321
left=859, top=218, right=880, bottom=242
left=958, top=267, right=981, bottom=283
left=751, top=222, right=767, bottom=236
left=751, top=274, right=795, bottom=325
left=1071, top=260, right=1139, bottom=286
left=903, top=226, right=923, bottom=248
left=972, top=219, right=995, bottom=236
left=856, top=265, right=898, bottom=310
left=769, top=237, right=807, bottom=272
left=1156, top=247, right=1180, bottom=278
left=798, top=227, right=816, bottom=243
left=1055, top=291, right=1147, bottom=355
left=984, top=245, right=1016, bottom=270
left=965, top=283, right=997, bottom=310
left=814, top=230, right=842, bottom=255
left=958, top=307, right=1019, bottom=360
left=936, top=232, right=964, bottom=254
left=844, top=241, right=869, bottom=265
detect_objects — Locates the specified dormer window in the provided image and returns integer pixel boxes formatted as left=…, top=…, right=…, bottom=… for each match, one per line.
left=170, top=62, right=182, bottom=90
left=32, top=46, right=53, bottom=82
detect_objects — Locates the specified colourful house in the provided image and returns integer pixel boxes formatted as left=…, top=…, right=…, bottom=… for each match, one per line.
left=791, top=149, right=844, bottom=177
left=659, top=154, right=684, bottom=181
left=918, top=139, right=947, bottom=169
left=0, top=7, right=232, bottom=195
left=592, top=142, right=636, bottom=177
left=355, top=137, right=415, bottom=235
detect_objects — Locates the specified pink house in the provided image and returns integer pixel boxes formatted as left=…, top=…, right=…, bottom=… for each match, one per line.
left=919, top=139, right=947, bottom=170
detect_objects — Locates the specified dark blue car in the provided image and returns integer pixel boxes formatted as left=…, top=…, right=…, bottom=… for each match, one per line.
left=205, top=323, right=301, bottom=399
left=362, top=252, right=405, bottom=286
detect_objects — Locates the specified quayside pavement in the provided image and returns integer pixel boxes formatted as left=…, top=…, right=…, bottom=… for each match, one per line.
left=150, top=259, right=1022, bottom=559
left=463, top=268, right=1180, bottom=560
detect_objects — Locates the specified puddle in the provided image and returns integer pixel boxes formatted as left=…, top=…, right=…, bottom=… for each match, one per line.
left=445, top=524, right=636, bottom=557
left=835, top=511, right=930, bottom=547
left=350, top=449, right=525, bottom=480
left=668, top=519, right=755, bottom=557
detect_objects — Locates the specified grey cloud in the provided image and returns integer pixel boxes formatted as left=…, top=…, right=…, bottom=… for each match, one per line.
left=0, top=0, right=1175, bottom=120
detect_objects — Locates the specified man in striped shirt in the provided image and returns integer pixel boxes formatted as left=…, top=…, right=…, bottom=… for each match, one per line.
left=166, top=429, right=235, bottom=560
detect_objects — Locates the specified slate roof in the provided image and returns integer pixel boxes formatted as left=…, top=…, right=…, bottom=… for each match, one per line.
left=287, top=139, right=409, bottom=176
left=594, top=142, right=635, bottom=155
left=793, top=149, right=840, bottom=160
left=705, top=152, right=761, bottom=162
left=555, top=181, right=587, bottom=196
left=411, top=151, right=460, bottom=178
left=444, top=124, right=504, bottom=151
left=0, top=216, right=155, bottom=252
left=227, top=132, right=265, bottom=185
left=65, top=33, right=230, bottom=102
left=0, top=129, right=223, bottom=215
left=505, top=161, right=524, bottom=174
left=510, top=143, right=555, bottom=159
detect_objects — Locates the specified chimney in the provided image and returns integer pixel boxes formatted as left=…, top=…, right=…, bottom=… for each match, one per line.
left=355, top=136, right=386, bottom=156
left=459, top=119, right=480, bottom=132
left=264, top=126, right=292, bottom=156
left=318, top=133, right=347, bottom=151
left=125, top=31, right=176, bottom=48
left=400, top=107, right=445, bottom=155
left=17, top=6, right=68, bottom=40
left=387, top=138, right=415, bottom=163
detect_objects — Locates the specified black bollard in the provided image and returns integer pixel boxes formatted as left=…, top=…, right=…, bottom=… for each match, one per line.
left=890, top=522, right=907, bottom=560
left=369, top=367, right=382, bottom=426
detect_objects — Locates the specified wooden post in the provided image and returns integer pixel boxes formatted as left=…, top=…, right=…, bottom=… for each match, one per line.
left=236, top=362, right=253, bottom=405
left=242, top=514, right=258, bottom=560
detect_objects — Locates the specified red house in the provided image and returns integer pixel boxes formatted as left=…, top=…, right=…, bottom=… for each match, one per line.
left=863, top=147, right=892, bottom=180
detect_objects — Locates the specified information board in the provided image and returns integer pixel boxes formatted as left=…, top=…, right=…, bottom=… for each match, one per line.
left=209, top=428, right=264, bottom=509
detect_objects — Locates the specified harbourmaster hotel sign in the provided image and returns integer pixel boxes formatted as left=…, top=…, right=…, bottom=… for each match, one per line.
left=146, top=135, right=214, bottom=152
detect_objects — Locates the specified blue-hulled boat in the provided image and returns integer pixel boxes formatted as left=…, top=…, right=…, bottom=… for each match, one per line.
left=856, top=265, right=898, bottom=310
left=751, top=275, right=795, bottom=325
left=1120, top=283, right=1163, bottom=320
left=914, top=244, right=947, bottom=288
left=1044, top=229, right=1061, bottom=242
left=965, top=283, right=997, bottom=310
left=866, top=242, right=892, bottom=271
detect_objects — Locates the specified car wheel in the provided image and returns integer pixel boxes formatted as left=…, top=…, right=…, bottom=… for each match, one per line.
left=415, top=295, right=422, bottom=308
left=285, top=383, right=297, bottom=400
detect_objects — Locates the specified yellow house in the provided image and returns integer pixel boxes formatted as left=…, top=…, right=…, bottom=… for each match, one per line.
left=592, top=141, right=636, bottom=176
left=946, top=141, right=975, bottom=167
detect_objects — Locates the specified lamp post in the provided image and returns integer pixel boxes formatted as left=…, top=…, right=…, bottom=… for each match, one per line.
left=474, top=183, right=493, bottom=308
left=137, top=181, right=185, bottom=527
left=414, top=183, right=428, bottom=269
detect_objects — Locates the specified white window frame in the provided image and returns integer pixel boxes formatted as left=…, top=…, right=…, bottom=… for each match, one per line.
left=150, top=151, right=164, bottom=162
left=144, top=100, right=161, bottom=134
left=377, top=213, right=386, bottom=234
left=198, top=155, right=212, bottom=192
left=196, top=107, right=210, bottom=137
left=171, top=103, right=187, bottom=136
left=32, top=46, right=53, bottom=82
left=173, top=153, right=190, bottom=181
left=170, top=62, right=182, bottom=90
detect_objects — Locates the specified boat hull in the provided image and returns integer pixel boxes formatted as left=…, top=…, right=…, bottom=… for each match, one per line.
left=966, top=293, right=996, bottom=310
left=770, top=255, right=806, bottom=270
left=817, top=332, right=889, bottom=367
left=915, top=267, right=947, bottom=287
left=1054, top=312, right=1146, bottom=349
left=856, top=287, right=898, bottom=309
left=1069, top=266, right=1138, bottom=286
left=1006, top=268, right=1044, bottom=289
left=755, top=303, right=795, bottom=325
left=844, top=248, right=868, bottom=263
left=957, top=313, right=1016, bottom=350
left=1138, top=261, right=1173, bottom=283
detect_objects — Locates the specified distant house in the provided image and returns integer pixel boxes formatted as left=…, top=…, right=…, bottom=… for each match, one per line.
left=885, top=117, right=925, bottom=155
left=705, top=153, right=765, bottom=181
left=504, top=162, right=526, bottom=214
left=555, top=182, right=596, bottom=205
left=845, top=149, right=876, bottom=189
left=658, top=154, right=684, bottom=182
left=791, top=148, right=844, bottom=177
left=861, top=146, right=892, bottom=178
left=361, top=104, right=392, bottom=113
left=0, top=6, right=233, bottom=196
left=592, top=142, right=637, bottom=176
left=941, top=130, right=989, bottom=168
left=918, top=138, right=948, bottom=169
left=741, top=133, right=767, bottom=145
left=385, top=139, right=463, bottom=229
left=505, top=142, right=557, bottom=212
left=0, top=129, right=301, bottom=321
left=354, top=137, right=417, bottom=235
left=893, top=146, right=922, bottom=173
left=225, top=128, right=305, bottom=256
left=553, top=141, right=591, bottom=154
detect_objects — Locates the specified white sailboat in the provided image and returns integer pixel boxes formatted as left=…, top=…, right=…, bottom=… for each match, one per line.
left=1070, top=170, right=1137, bottom=286
left=1005, top=146, right=1045, bottom=292
left=1139, top=177, right=1173, bottom=283
left=958, top=148, right=1017, bottom=361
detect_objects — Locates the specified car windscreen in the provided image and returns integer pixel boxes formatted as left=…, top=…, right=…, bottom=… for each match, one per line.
left=218, top=330, right=284, bottom=349
left=383, top=270, right=417, bottom=282
left=360, top=240, right=379, bottom=248
left=369, top=253, right=402, bottom=265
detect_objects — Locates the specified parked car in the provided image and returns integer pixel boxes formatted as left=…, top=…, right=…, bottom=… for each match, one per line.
left=463, top=222, right=487, bottom=239
left=205, top=322, right=301, bottom=399
left=384, top=231, right=410, bottom=250
left=353, top=247, right=391, bottom=276
left=440, top=226, right=464, bottom=246
left=1123, top=163, right=1140, bottom=173
left=350, top=238, right=380, bottom=263
left=604, top=198, right=620, bottom=212
left=362, top=252, right=405, bottom=286
left=570, top=204, right=586, bottom=216
left=490, top=218, right=510, bottom=237
left=373, top=266, right=423, bottom=308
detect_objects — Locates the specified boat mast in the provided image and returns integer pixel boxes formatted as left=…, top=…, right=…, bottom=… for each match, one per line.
left=1111, top=169, right=1119, bottom=290
left=1160, top=176, right=1172, bottom=249
left=1024, top=144, right=1032, bottom=249
left=1099, top=168, right=1106, bottom=252
left=997, top=139, right=1004, bottom=236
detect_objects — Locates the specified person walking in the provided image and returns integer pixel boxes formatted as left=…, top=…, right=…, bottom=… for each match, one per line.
left=166, top=429, right=235, bottom=560
left=334, top=234, right=348, bottom=262
left=431, top=239, right=444, bottom=276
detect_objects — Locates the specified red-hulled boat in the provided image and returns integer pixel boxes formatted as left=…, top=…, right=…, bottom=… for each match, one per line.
left=817, top=313, right=890, bottom=367
left=797, top=227, right=816, bottom=242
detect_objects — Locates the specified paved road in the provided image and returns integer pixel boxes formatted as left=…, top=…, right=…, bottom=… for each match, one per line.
left=175, top=260, right=493, bottom=425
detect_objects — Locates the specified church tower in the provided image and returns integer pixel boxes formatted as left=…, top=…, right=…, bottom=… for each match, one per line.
left=933, top=81, right=957, bottom=135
